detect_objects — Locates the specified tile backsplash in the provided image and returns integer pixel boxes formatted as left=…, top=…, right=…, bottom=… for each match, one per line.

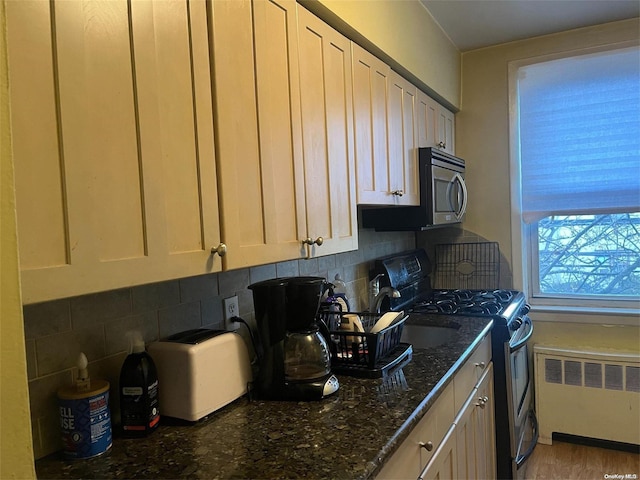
left=25, top=226, right=415, bottom=459
left=25, top=223, right=512, bottom=459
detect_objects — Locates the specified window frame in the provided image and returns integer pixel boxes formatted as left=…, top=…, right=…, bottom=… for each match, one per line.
left=527, top=218, right=640, bottom=311
left=508, top=41, right=640, bottom=320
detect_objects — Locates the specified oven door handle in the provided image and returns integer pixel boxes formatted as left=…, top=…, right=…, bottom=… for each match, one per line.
left=516, top=409, right=539, bottom=468
left=509, top=316, right=533, bottom=353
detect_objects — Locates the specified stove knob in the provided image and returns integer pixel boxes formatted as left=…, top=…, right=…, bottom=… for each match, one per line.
left=510, top=318, right=523, bottom=330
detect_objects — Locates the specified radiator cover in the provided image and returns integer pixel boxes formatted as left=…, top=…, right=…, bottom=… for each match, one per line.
left=534, top=345, right=640, bottom=445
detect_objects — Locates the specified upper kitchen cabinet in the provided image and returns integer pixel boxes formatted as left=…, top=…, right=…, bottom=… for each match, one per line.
left=387, top=71, right=420, bottom=206
left=208, top=0, right=308, bottom=269
left=352, top=43, right=394, bottom=205
left=296, top=7, right=358, bottom=257
left=7, top=0, right=222, bottom=304
left=417, top=90, right=456, bottom=155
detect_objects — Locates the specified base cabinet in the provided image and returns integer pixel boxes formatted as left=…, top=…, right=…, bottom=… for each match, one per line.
left=455, top=364, right=496, bottom=480
left=475, top=365, right=497, bottom=479
left=377, top=335, right=495, bottom=480
left=418, top=424, right=458, bottom=480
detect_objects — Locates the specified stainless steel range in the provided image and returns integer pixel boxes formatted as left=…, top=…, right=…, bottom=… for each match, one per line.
left=371, top=249, right=538, bottom=480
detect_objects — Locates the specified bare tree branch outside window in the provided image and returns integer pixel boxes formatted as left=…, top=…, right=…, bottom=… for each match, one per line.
left=537, top=213, right=640, bottom=296
left=538, top=213, right=640, bottom=296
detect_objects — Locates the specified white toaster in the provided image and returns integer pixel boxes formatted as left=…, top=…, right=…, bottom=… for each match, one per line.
left=147, top=329, right=252, bottom=421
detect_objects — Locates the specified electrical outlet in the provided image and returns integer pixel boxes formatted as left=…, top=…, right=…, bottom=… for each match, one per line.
left=223, top=296, right=240, bottom=331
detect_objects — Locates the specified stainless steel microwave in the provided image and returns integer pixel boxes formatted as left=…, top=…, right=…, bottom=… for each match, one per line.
left=361, top=148, right=467, bottom=231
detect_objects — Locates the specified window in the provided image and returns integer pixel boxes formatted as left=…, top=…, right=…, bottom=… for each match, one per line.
left=517, top=47, right=640, bottom=307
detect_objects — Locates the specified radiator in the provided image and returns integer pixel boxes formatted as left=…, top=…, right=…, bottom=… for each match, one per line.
left=534, top=345, right=640, bottom=445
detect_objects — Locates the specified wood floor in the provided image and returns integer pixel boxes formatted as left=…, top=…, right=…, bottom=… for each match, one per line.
left=525, top=439, right=640, bottom=479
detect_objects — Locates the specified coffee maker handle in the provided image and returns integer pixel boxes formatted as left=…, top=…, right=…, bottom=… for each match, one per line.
left=317, top=318, right=336, bottom=356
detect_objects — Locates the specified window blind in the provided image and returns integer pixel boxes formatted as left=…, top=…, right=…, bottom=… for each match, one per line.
left=518, top=47, right=640, bottom=223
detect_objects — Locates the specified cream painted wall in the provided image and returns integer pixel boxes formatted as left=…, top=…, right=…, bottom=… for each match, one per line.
left=457, top=18, right=640, bottom=344
left=534, top=319, right=639, bottom=352
left=0, top=0, right=35, bottom=476
left=309, top=0, right=460, bottom=109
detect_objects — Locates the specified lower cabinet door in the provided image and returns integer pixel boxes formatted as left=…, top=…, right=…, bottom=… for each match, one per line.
left=455, top=385, right=480, bottom=479
left=455, top=363, right=496, bottom=480
left=418, top=423, right=458, bottom=480
left=475, top=364, right=496, bottom=479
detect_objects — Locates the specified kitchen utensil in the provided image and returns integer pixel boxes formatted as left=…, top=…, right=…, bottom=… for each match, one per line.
left=370, top=310, right=405, bottom=334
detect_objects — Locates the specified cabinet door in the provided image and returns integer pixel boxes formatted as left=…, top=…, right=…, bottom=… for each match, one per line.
left=7, top=0, right=221, bottom=304
left=455, top=385, right=481, bottom=479
left=209, top=0, right=307, bottom=269
left=352, top=43, right=394, bottom=205
left=416, top=90, right=456, bottom=155
left=297, top=6, right=358, bottom=257
left=475, top=363, right=496, bottom=480
left=419, top=423, right=458, bottom=480
left=438, top=106, right=456, bottom=155
left=455, top=363, right=496, bottom=480
left=417, top=90, right=438, bottom=148
left=387, top=71, right=419, bottom=206
left=376, top=379, right=455, bottom=479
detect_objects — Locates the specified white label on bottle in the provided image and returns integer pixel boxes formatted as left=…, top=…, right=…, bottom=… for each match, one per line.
left=122, top=387, right=143, bottom=396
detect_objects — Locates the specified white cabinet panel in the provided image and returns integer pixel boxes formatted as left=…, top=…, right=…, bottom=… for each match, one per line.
left=417, top=90, right=456, bottom=155
left=209, top=0, right=307, bottom=269
left=297, top=7, right=358, bottom=257
left=8, top=0, right=222, bottom=303
left=352, top=44, right=395, bottom=205
left=387, top=71, right=419, bottom=206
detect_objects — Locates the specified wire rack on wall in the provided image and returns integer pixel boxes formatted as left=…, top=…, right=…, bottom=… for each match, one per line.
left=433, top=242, right=500, bottom=290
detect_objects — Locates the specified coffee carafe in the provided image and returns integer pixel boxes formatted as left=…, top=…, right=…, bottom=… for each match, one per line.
left=249, top=276, right=339, bottom=401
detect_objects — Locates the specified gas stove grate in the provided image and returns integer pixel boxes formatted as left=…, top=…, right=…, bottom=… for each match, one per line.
left=433, top=242, right=500, bottom=290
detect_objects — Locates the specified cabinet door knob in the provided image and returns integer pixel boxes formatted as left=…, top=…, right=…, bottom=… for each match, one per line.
left=419, top=441, right=434, bottom=452
left=437, top=141, right=446, bottom=149
left=302, top=237, right=323, bottom=246
left=211, top=243, right=227, bottom=257
left=475, top=396, right=489, bottom=408
left=474, top=361, right=486, bottom=369
left=391, top=190, right=404, bottom=197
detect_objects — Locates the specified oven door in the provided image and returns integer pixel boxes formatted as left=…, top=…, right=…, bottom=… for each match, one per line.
left=505, top=316, right=538, bottom=477
left=431, top=164, right=467, bottom=225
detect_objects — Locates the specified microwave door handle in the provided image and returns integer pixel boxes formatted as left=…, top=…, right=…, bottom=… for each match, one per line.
left=453, top=173, right=468, bottom=219
left=446, top=177, right=456, bottom=212
left=446, top=175, right=461, bottom=213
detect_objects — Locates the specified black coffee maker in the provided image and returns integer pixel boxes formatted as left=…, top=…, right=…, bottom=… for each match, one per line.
left=249, top=276, right=339, bottom=401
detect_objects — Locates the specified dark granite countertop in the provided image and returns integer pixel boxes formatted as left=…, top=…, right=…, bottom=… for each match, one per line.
left=36, top=315, right=492, bottom=480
